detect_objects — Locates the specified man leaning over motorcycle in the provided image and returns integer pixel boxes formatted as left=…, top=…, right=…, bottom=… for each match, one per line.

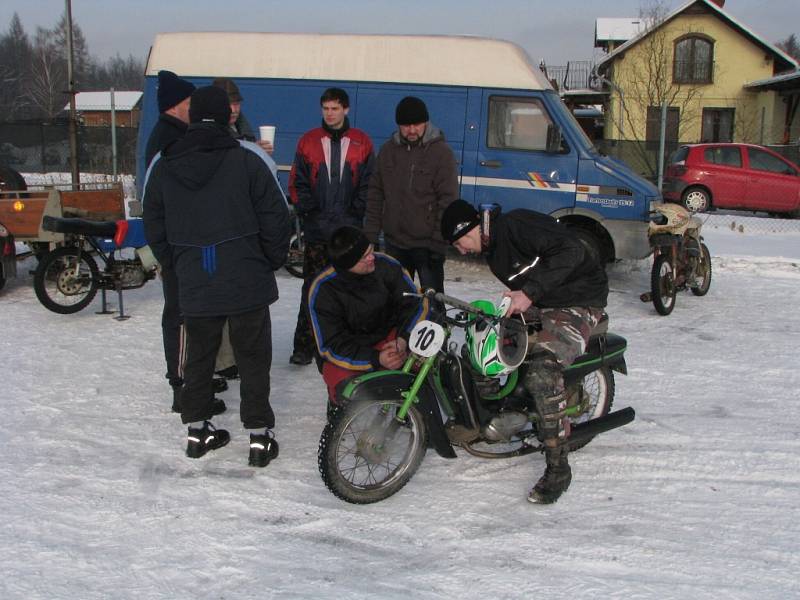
left=440, top=200, right=609, bottom=504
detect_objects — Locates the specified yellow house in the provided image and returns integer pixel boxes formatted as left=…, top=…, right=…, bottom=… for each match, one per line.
left=596, top=0, right=797, bottom=151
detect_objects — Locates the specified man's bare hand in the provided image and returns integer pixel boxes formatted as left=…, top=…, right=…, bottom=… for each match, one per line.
left=502, top=290, right=533, bottom=315
left=256, top=140, right=274, bottom=155
left=378, top=338, right=408, bottom=370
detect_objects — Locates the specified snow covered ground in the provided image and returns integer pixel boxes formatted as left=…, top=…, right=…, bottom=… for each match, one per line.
left=1, top=219, right=799, bottom=599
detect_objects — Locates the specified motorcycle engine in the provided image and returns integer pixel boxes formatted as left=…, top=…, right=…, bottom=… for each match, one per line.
left=113, top=260, right=147, bottom=289
left=482, top=410, right=530, bottom=442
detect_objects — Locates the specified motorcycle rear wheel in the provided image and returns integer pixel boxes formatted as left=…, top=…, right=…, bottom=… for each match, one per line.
left=568, top=366, right=615, bottom=451
left=33, top=246, right=99, bottom=314
left=318, top=398, right=428, bottom=504
left=284, top=231, right=304, bottom=279
left=650, top=254, right=676, bottom=316
left=690, top=242, right=712, bottom=296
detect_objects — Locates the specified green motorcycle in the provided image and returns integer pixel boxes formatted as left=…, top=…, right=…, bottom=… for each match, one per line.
left=318, top=290, right=635, bottom=504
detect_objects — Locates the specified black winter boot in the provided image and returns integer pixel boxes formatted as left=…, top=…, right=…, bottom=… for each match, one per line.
left=248, top=431, right=279, bottom=467
left=528, top=444, right=572, bottom=504
left=186, top=421, right=230, bottom=458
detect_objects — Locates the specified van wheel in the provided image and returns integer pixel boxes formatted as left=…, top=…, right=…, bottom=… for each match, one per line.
left=681, top=187, right=710, bottom=213
left=569, top=227, right=606, bottom=263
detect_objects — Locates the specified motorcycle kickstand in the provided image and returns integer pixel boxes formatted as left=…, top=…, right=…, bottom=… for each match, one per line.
left=96, top=288, right=114, bottom=315
left=113, top=284, right=130, bottom=321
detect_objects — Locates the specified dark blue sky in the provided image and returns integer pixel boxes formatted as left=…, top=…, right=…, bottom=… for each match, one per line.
left=2, top=0, right=798, bottom=66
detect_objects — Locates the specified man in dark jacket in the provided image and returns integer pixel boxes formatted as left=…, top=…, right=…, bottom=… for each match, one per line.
left=142, top=70, right=228, bottom=415
left=143, top=86, right=290, bottom=467
left=441, top=200, right=609, bottom=505
left=307, top=226, right=428, bottom=411
left=144, top=70, right=195, bottom=169
left=288, top=87, right=374, bottom=366
left=364, top=96, right=458, bottom=294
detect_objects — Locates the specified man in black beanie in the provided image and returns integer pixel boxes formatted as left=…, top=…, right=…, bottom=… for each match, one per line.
left=143, top=85, right=291, bottom=467
left=364, top=96, right=458, bottom=295
left=306, top=225, right=428, bottom=414
left=144, top=70, right=196, bottom=169
left=441, top=199, right=609, bottom=505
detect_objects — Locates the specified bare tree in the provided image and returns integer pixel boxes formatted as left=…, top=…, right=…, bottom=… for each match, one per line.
left=775, top=33, right=800, bottom=62
left=601, top=0, right=704, bottom=177
left=28, top=27, right=67, bottom=118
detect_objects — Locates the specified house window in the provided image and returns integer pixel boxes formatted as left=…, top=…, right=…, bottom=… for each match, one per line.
left=646, top=106, right=680, bottom=149
left=487, top=96, right=555, bottom=151
left=701, top=108, right=734, bottom=142
left=673, top=35, right=714, bottom=84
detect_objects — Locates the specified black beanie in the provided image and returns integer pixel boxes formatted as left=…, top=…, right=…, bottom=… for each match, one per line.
left=328, top=226, right=371, bottom=271
left=441, top=199, right=480, bottom=243
left=395, top=96, right=429, bottom=125
left=189, top=86, right=232, bottom=126
left=157, top=70, right=195, bottom=113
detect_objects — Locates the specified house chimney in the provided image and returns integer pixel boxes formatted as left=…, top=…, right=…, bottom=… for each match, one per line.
left=709, top=0, right=725, bottom=8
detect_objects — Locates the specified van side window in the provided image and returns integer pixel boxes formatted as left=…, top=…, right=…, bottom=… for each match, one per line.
left=703, top=146, right=741, bottom=167
left=747, top=148, right=797, bottom=175
left=488, top=96, right=553, bottom=151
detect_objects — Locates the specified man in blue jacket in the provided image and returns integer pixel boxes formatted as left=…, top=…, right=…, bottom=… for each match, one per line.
left=143, top=86, right=290, bottom=467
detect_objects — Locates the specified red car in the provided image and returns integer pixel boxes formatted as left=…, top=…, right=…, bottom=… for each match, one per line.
left=662, top=143, right=800, bottom=217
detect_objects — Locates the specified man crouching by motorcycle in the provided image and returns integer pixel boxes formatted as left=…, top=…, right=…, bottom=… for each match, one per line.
left=440, top=200, right=609, bottom=504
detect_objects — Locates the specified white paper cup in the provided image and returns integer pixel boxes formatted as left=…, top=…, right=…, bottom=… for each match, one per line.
left=259, top=125, right=276, bottom=145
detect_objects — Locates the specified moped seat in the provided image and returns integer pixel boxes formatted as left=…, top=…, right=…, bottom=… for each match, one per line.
left=42, top=215, right=117, bottom=238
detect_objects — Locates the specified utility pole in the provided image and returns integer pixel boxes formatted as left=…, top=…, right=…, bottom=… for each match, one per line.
left=65, top=0, right=80, bottom=187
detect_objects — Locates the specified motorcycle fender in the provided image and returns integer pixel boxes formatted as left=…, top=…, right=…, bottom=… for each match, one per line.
left=341, top=371, right=457, bottom=460
left=608, top=355, right=627, bottom=375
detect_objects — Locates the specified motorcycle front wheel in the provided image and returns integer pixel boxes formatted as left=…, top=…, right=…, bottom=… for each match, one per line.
left=690, top=242, right=712, bottom=296
left=650, top=254, right=676, bottom=315
left=318, top=398, right=428, bottom=504
left=33, top=246, right=100, bottom=314
left=568, top=366, right=615, bottom=451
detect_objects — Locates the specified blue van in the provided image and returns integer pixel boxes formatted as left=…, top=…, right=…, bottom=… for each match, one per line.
left=136, top=33, right=660, bottom=260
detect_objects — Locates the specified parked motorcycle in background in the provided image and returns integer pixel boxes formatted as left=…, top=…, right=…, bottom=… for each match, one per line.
left=33, top=215, right=157, bottom=318
left=641, top=203, right=712, bottom=315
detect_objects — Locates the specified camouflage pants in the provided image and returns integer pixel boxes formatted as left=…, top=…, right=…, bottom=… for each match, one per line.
left=523, top=307, right=607, bottom=441
left=292, top=241, right=330, bottom=356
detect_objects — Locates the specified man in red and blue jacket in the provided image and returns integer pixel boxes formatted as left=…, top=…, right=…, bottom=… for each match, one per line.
left=288, top=87, right=374, bottom=366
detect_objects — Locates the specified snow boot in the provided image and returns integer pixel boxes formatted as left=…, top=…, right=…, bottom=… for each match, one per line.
left=289, top=350, right=313, bottom=366
left=172, top=387, right=227, bottom=416
left=212, top=377, right=228, bottom=394
left=186, top=421, right=230, bottom=459
left=528, top=444, right=572, bottom=504
left=248, top=431, right=279, bottom=467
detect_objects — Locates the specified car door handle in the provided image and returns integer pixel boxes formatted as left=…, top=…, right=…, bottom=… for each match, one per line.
left=480, top=160, right=502, bottom=168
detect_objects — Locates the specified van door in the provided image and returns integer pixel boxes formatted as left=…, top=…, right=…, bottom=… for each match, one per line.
left=466, top=91, right=577, bottom=213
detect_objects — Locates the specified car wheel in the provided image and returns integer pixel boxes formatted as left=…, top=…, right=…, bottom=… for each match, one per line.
left=681, top=187, right=710, bottom=213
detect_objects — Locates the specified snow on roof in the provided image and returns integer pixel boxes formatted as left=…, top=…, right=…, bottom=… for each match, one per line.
left=595, top=18, right=652, bottom=44
left=63, top=91, right=143, bottom=112
left=597, top=0, right=798, bottom=71
left=145, top=32, right=552, bottom=91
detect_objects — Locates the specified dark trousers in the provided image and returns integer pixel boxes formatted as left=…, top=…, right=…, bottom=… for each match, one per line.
left=384, top=244, right=445, bottom=294
left=181, top=307, right=275, bottom=429
left=160, top=266, right=183, bottom=387
left=292, top=241, right=329, bottom=356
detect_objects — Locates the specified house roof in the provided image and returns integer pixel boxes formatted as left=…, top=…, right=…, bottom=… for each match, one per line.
left=595, top=18, right=652, bottom=45
left=596, top=0, right=798, bottom=72
left=744, top=69, right=800, bottom=91
left=145, top=33, right=552, bottom=91
left=63, top=91, right=143, bottom=112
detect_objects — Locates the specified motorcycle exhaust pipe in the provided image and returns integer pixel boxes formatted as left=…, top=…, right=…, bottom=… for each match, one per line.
left=569, top=406, right=635, bottom=445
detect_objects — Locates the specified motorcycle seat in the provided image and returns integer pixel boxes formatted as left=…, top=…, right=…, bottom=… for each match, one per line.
left=42, top=215, right=117, bottom=238
left=564, top=333, right=627, bottom=384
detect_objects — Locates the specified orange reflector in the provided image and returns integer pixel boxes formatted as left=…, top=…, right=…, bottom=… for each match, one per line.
left=13, top=200, right=24, bottom=211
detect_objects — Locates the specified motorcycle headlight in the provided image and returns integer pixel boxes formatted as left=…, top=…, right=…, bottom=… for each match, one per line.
left=0, top=223, right=9, bottom=237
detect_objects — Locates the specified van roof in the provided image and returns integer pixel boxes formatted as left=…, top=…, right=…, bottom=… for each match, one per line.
left=145, top=32, right=552, bottom=91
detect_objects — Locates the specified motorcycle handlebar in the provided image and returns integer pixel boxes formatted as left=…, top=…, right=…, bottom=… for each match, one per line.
left=404, top=289, right=528, bottom=333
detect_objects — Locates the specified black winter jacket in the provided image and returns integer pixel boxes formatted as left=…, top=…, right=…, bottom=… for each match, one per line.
left=144, top=113, right=188, bottom=169
left=143, top=123, right=291, bottom=317
left=308, top=253, right=429, bottom=371
left=487, top=209, right=608, bottom=308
